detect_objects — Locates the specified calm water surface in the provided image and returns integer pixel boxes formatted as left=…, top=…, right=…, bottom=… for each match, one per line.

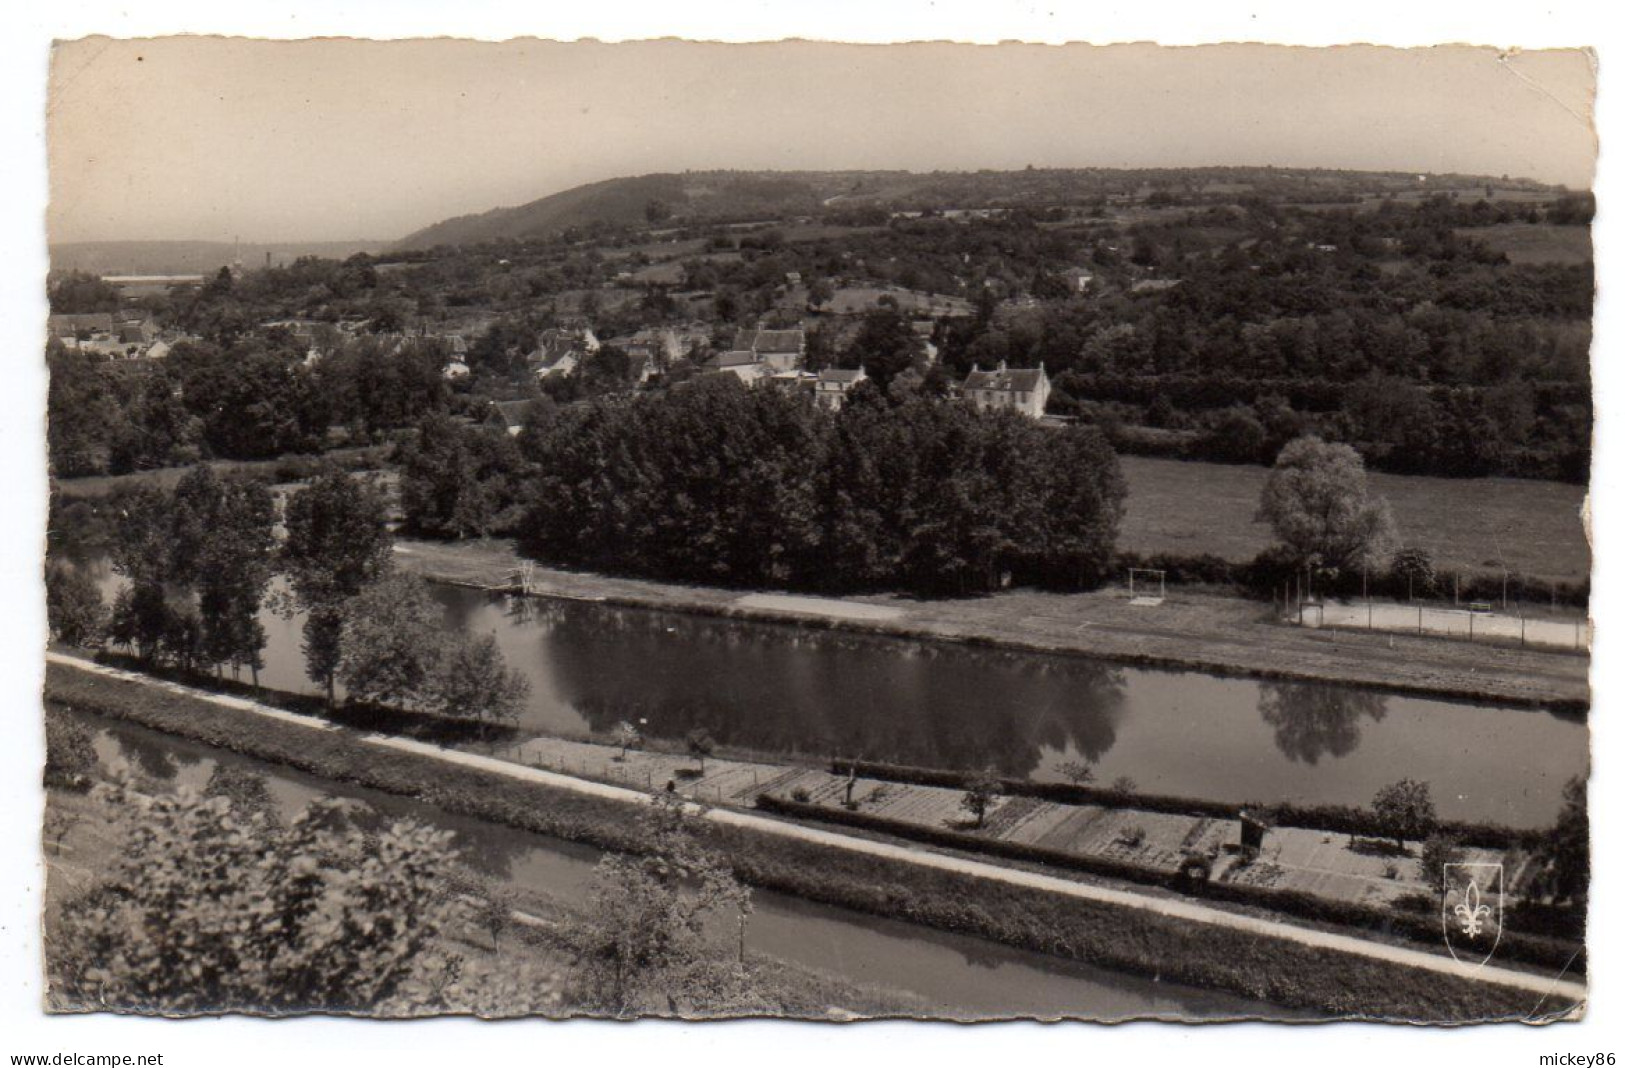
left=85, top=559, right=1588, bottom=828
left=80, top=713, right=1298, bottom=1020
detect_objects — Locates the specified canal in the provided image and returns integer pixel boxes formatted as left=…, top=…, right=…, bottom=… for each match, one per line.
left=77, top=711, right=1301, bottom=1020
left=84, top=558, right=1587, bottom=828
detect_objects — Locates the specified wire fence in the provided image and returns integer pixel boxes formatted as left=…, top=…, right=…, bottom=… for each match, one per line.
left=1289, top=599, right=1589, bottom=651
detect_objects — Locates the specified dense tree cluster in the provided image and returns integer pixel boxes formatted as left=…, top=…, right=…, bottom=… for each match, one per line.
left=398, top=413, right=528, bottom=539
left=82, top=464, right=530, bottom=729
left=46, top=330, right=453, bottom=477
left=106, top=467, right=277, bottom=681
left=517, top=377, right=1125, bottom=596
left=338, top=573, right=530, bottom=733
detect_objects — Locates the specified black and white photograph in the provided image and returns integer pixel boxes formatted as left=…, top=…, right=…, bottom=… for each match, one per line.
left=4, top=4, right=1615, bottom=1059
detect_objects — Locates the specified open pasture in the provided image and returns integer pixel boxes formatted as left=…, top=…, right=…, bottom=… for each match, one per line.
left=1454, top=223, right=1592, bottom=265
left=1118, top=455, right=1590, bottom=584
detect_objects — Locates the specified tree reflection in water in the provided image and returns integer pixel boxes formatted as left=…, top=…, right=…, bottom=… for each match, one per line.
left=550, top=602, right=1128, bottom=780
left=1257, top=681, right=1388, bottom=765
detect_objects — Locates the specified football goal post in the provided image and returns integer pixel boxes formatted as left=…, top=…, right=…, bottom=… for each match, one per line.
left=1127, top=568, right=1166, bottom=606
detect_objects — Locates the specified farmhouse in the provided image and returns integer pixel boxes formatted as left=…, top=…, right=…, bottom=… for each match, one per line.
left=815, top=366, right=867, bottom=411
left=484, top=399, right=534, bottom=436
left=732, top=327, right=806, bottom=372
left=961, top=361, right=1050, bottom=419
left=48, top=312, right=114, bottom=339
left=705, top=350, right=770, bottom=384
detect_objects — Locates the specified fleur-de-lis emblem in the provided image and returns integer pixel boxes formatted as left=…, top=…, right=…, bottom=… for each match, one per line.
left=1453, top=879, right=1492, bottom=937
left=1442, top=862, right=1503, bottom=967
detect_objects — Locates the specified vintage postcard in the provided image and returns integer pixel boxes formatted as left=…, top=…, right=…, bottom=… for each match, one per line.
left=37, top=35, right=1592, bottom=1026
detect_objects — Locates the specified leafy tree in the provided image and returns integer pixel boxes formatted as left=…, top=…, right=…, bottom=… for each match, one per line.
left=686, top=728, right=716, bottom=775
left=170, top=467, right=277, bottom=683
left=1258, top=436, right=1397, bottom=578
left=46, top=342, right=122, bottom=477
left=45, top=560, right=105, bottom=647
left=843, top=306, right=922, bottom=394
left=613, top=720, right=642, bottom=761
left=1419, top=833, right=1463, bottom=893
left=1388, top=546, right=1437, bottom=600
left=50, top=781, right=459, bottom=1013
left=282, top=469, right=394, bottom=703
left=1370, top=778, right=1436, bottom=850
left=517, top=386, right=1123, bottom=598
left=169, top=341, right=328, bottom=458
left=339, top=573, right=446, bottom=710
left=106, top=487, right=186, bottom=663
left=431, top=632, right=530, bottom=734
left=44, top=711, right=97, bottom=792
left=399, top=412, right=526, bottom=539
left=1528, top=776, right=1588, bottom=908
left=1202, top=405, right=1268, bottom=463
left=47, top=270, right=121, bottom=313
left=569, top=793, right=751, bottom=1016
left=960, top=768, right=1001, bottom=829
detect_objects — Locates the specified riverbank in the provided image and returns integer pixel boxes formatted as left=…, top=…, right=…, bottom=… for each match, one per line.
left=43, top=755, right=926, bottom=1020
left=393, top=538, right=1591, bottom=711
left=43, top=655, right=1586, bottom=1021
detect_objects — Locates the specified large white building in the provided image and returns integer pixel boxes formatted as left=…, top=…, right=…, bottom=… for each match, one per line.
left=961, top=362, right=1050, bottom=419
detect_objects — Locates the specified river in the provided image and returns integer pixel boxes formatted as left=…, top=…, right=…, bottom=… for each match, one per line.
left=77, top=711, right=1299, bottom=1020
left=83, top=557, right=1587, bottom=828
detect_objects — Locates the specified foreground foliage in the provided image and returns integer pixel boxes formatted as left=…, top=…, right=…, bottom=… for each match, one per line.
left=569, top=793, right=752, bottom=1015
left=51, top=779, right=459, bottom=1014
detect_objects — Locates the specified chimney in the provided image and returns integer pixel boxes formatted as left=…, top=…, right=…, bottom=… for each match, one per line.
left=997, top=359, right=1007, bottom=374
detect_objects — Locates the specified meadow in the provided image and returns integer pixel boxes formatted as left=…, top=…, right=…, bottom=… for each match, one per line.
left=1454, top=222, right=1593, bottom=265
left=1118, top=456, right=1590, bottom=585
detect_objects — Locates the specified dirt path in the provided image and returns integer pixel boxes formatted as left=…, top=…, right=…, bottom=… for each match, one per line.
left=46, top=652, right=1586, bottom=1009
left=392, top=538, right=1590, bottom=710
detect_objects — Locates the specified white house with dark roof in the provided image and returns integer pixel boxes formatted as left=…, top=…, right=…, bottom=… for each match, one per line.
left=815, top=366, right=866, bottom=410
left=961, top=361, right=1050, bottom=419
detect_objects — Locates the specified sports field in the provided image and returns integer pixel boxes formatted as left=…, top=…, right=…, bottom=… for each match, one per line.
left=1118, top=456, right=1590, bottom=585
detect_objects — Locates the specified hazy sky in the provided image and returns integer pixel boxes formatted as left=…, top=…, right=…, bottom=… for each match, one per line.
left=47, top=37, right=1596, bottom=244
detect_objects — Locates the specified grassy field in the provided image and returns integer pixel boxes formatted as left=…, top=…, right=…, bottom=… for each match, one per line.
left=1118, top=456, right=1590, bottom=585
left=396, top=536, right=1590, bottom=709
left=1454, top=223, right=1593, bottom=265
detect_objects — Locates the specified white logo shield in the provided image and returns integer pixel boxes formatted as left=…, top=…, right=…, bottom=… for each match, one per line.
left=1441, top=862, right=1503, bottom=967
